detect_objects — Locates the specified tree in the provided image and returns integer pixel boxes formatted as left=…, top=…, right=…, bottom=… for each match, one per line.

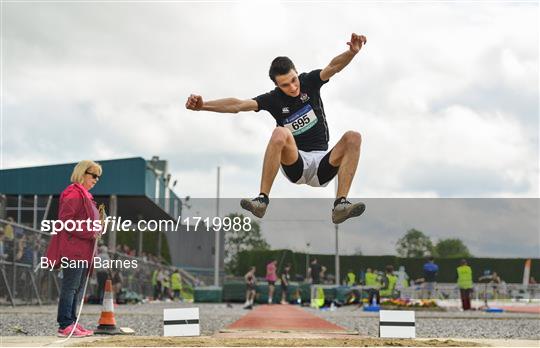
left=224, top=213, right=269, bottom=274
left=434, top=238, right=472, bottom=258
left=396, top=229, right=434, bottom=258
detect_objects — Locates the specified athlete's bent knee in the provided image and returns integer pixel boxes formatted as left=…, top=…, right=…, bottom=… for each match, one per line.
left=343, top=130, right=361, bottom=148
left=270, top=127, right=292, bottom=148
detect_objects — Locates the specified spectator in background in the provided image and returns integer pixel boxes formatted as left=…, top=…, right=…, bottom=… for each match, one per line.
left=422, top=256, right=439, bottom=299
left=266, top=259, right=278, bottom=304
left=490, top=271, right=502, bottom=300
left=396, top=265, right=410, bottom=291
left=0, top=229, right=6, bottom=261
left=23, top=235, right=34, bottom=265
left=162, top=270, right=172, bottom=300
left=4, top=217, right=14, bottom=241
left=13, top=220, right=24, bottom=239
left=365, top=268, right=380, bottom=305
left=380, top=265, right=398, bottom=298
left=308, top=258, right=326, bottom=303
left=156, top=268, right=166, bottom=300
left=45, top=160, right=102, bottom=337
left=2, top=219, right=14, bottom=260
left=244, top=266, right=257, bottom=309
left=280, top=263, right=291, bottom=304
left=346, top=269, right=356, bottom=286
left=171, top=269, right=183, bottom=301
left=308, top=258, right=325, bottom=285
left=344, top=268, right=361, bottom=305
left=457, top=259, right=473, bottom=310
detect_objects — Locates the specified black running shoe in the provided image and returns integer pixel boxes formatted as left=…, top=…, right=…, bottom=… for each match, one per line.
left=240, top=195, right=268, bottom=218
left=332, top=198, right=366, bottom=224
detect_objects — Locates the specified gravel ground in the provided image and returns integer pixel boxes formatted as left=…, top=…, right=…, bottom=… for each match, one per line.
left=1, top=302, right=539, bottom=340
left=303, top=306, right=540, bottom=339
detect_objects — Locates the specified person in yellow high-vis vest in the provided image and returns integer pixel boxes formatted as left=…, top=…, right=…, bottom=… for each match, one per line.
left=347, top=269, right=356, bottom=286
left=380, top=265, right=397, bottom=298
left=171, top=269, right=183, bottom=302
left=162, top=271, right=172, bottom=300
left=365, top=267, right=380, bottom=305
left=457, top=259, right=473, bottom=310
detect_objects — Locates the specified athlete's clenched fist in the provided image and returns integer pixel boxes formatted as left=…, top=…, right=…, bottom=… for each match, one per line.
left=185, top=94, right=203, bottom=111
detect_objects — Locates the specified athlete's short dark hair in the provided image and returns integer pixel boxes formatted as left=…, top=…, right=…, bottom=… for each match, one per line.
left=269, top=56, right=296, bottom=83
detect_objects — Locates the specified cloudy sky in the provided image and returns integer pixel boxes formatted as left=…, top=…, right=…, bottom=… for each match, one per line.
left=186, top=198, right=540, bottom=257
left=2, top=1, right=538, bottom=256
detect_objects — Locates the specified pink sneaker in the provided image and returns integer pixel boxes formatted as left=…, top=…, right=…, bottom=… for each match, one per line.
left=76, top=323, right=94, bottom=336
left=57, top=323, right=87, bottom=337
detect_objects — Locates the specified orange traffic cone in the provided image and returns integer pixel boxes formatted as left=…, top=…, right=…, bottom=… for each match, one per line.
left=96, top=279, right=119, bottom=334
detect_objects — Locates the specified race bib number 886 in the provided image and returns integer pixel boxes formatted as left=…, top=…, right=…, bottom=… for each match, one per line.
left=283, top=104, right=318, bottom=135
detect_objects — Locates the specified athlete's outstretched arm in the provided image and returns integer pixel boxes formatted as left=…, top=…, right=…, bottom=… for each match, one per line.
left=185, top=94, right=258, bottom=113
left=320, top=33, right=367, bottom=82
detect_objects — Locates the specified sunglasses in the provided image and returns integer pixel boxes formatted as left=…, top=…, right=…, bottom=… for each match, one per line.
left=85, top=171, right=101, bottom=180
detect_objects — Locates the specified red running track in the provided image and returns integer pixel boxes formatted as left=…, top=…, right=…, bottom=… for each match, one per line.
left=499, top=306, right=540, bottom=314
left=227, top=305, right=347, bottom=332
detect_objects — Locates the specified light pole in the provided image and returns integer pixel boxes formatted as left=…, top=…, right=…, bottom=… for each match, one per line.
left=214, top=166, right=221, bottom=287
left=305, top=242, right=311, bottom=279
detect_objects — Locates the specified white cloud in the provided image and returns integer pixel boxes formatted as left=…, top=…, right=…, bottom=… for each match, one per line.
left=2, top=2, right=538, bottom=202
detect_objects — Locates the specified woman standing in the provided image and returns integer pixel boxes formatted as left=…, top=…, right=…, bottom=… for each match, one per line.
left=266, top=259, right=277, bottom=304
left=46, top=160, right=102, bottom=337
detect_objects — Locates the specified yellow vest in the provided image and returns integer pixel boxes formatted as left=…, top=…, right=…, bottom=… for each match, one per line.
left=171, top=272, right=182, bottom=291
left=347, top=272, right=356, bottom=286
left=457, top=265, right=473, bottom=289
left=4, top=224, right=14, bottom=240
left=151, top=270, right=158, bottom=286
left=311, top=286, right=325, bottom=308
left=365, top=272, right=379, bottom=287
left=380, top=274, right=397, bottom=297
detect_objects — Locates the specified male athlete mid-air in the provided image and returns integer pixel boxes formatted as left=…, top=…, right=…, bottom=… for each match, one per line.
left=186, top=33, right=367, bottom=224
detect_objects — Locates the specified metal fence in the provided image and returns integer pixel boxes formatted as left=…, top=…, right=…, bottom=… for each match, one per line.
left=0, top=219, right=192, bottom=306
left=397, top=282, right=539, bottom=301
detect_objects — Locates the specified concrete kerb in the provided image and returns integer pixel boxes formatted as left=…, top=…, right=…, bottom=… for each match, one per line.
left=0, top=336, right=109, bottom=347
left=1, top=335, right=539, bottom=347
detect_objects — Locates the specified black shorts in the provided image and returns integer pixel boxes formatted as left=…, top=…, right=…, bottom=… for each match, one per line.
left=267, top=280, right=275, bottom=286
left=247, top=283, right=256, bottom=291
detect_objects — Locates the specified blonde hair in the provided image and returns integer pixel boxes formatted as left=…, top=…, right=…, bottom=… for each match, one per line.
left=70, top=160, right=103, bottom=184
